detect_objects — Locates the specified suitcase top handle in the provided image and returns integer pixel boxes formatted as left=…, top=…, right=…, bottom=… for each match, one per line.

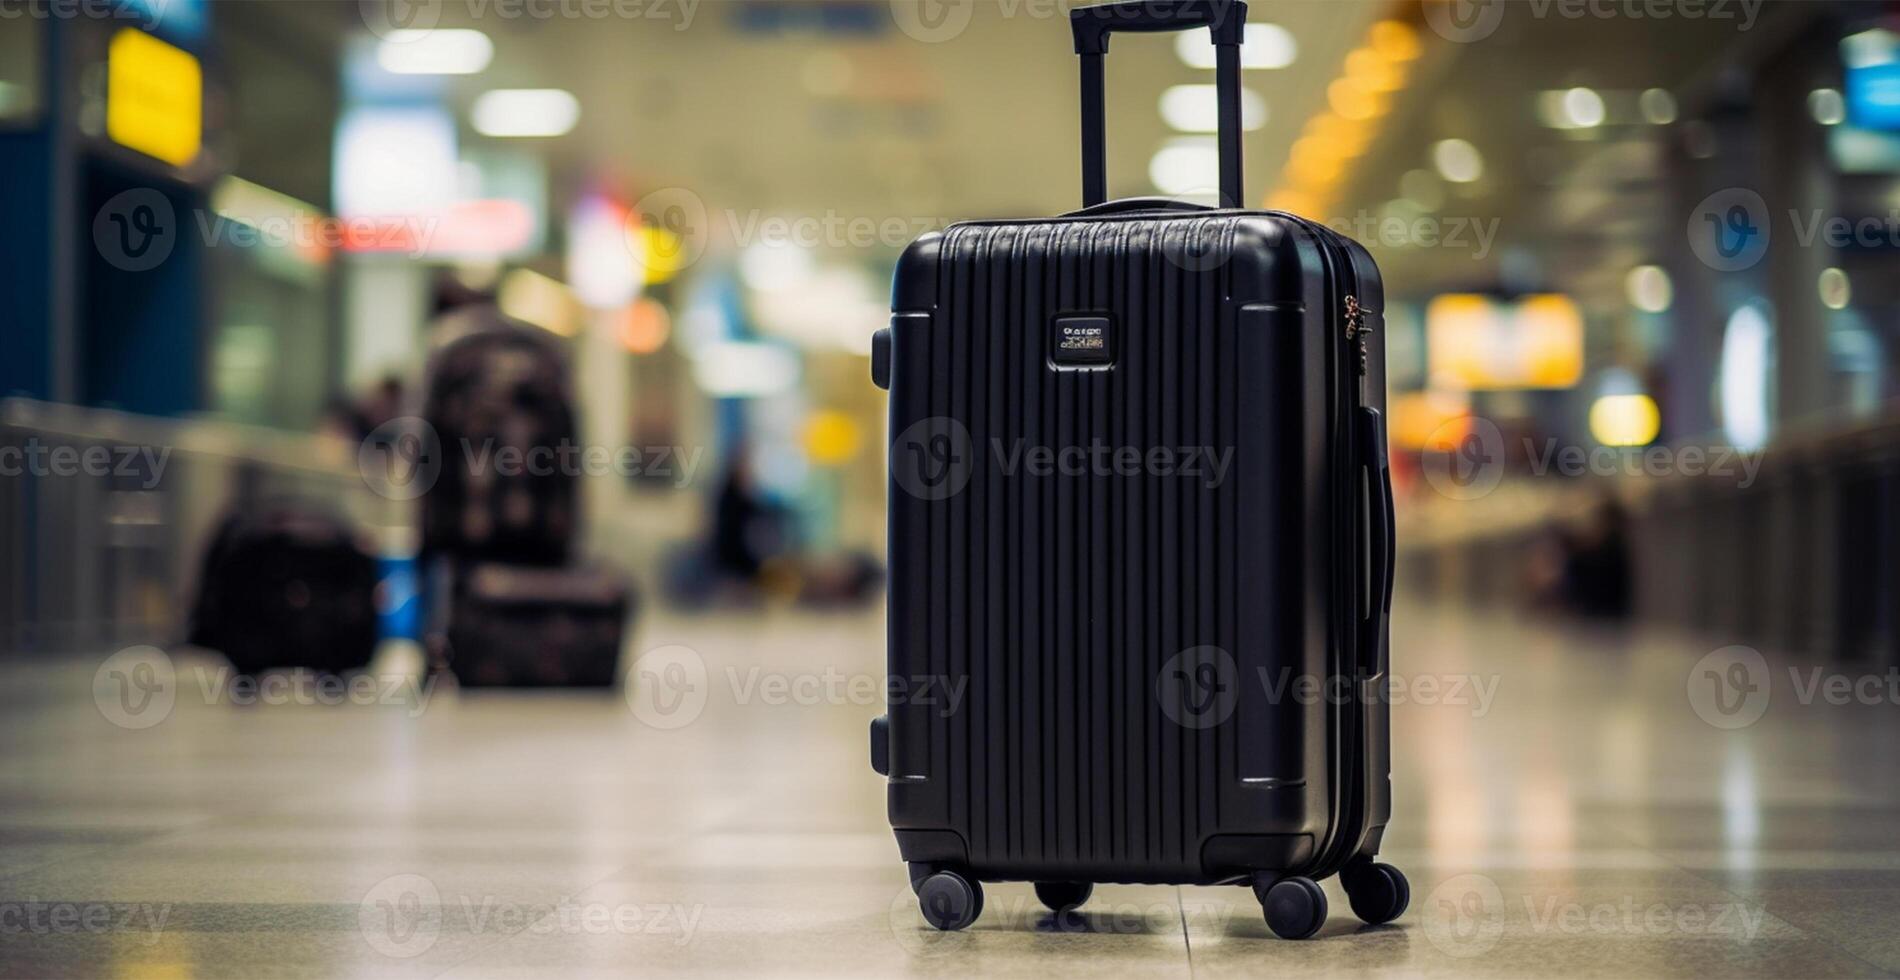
left=1071, top=0, right=1248, bottom=209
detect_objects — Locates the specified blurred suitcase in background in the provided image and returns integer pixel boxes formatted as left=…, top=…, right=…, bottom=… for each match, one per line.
left=421, top=318, right=579, bottom=567
left=444, top=562, right=632, bottom=688
left=869, top=0, right=1406, bottom=941
left=189, top=504, right=380, bottom=677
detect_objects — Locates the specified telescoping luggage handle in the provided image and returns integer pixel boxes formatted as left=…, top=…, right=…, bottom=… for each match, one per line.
left=1072, top=0, right=1248, bottom=209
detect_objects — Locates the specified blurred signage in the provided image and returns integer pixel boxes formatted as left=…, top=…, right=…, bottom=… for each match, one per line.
left=1426, top=293, right=1584, bottom=391
left=106, top=29, right=201, bottom=167
left=1844, top=29, right=1900, bottom=131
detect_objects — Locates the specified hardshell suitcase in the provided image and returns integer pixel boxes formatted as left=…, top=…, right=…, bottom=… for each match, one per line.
left=443, top=562, right=633, bottom=688
left=869, top=0, right=1404, bottom=940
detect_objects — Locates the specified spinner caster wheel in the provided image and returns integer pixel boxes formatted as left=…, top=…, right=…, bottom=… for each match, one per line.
left=1343, top=861, right=1410, bottom=925
left=1260, top=876, right=1328, bottom=940
left=1033, top=881, right=1094, bottom=914
left=916, top=870, right=984, bottom=931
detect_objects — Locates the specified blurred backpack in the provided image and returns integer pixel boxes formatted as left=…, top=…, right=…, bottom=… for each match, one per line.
left=421, top=313, right=579, bottom=566
left=189, top=504, right=380, bottom=676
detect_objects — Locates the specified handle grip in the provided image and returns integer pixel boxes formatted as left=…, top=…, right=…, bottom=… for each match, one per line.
left=1357, top=407, right=1395, bottom=673
left=1069, top=0, right=1247, bottom=54
left=1071, top=0, right=1248, bottom=209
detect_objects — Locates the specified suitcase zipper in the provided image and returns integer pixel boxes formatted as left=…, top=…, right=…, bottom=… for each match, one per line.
left=1344, top=294, right=1371, bottom=378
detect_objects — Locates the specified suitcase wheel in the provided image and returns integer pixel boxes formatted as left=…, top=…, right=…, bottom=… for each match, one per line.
left=1033, top=881, right=1093, bottom=915
left=1258, top=876, right=1328, bottom=940
left=1342, top=861, right=1410, bottom=926
left=916, top=870, right=984, bottom=931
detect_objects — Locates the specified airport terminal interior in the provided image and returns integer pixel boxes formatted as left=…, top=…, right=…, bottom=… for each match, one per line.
left=7, top=0, right=1900, bottom=976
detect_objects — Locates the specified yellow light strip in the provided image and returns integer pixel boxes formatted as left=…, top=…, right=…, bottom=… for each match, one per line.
left=1266, top=11, right=1423, bottom=217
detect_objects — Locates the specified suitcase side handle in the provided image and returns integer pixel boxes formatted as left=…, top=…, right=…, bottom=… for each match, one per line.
left=1071, top=0, right=1248, bottom=209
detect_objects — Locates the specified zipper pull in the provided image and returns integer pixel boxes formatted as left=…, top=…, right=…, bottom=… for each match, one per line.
left=1344, top=295, right=1372, bottom=376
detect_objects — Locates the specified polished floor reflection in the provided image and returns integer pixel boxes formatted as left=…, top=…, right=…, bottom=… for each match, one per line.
left=2, top=601, right=1898, bottom=978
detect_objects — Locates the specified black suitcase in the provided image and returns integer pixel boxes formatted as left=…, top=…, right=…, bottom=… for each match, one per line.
left=869, top=0, right=1404, bottom=940
left=421, top=315, right=580, bottom=567
left=189, top=504, right=380, bottom=677
left=443, top=562, right=632, bottom=688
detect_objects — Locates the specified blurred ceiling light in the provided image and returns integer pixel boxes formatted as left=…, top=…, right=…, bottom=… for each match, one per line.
left=1150, top=137, right=1221, bottom=196
left=1368, top=20, right=1421, bottom=62
left=1538, top=87, right=1606, bottom=129
left=1159, top=84, right=1267, bottom=133
left=498, top=268, right=578, bottom=337
left=1639, top=88, right=1678, bottom=125
left=1432, top=138, right=1483, bottom=183
left=566, top=195, right=639, bottom=310
left=1808, top=88, right=1846, bottom=126
left=472, top=89, right=580, bottom=138
left=1589, top=394, right=1661, bottom=447
left=1626, top=265, right=1672, bottom=313
left=1328, top=76, right=1385, bottom=121
left=1345, top=47, right=1403, bottom=93
left=376, top=29, right=493, bottom=75
left=691, top=341, right=800, bottom=399
left=1399, top=169, right=1444, bottom=211
left=1819, top=267, right=1851, bottom=310
left=1176, top=24, right=1297, bottom=70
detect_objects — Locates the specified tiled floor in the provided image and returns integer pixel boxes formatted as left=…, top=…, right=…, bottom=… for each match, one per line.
left=3, top=601, right=1899, bottom=977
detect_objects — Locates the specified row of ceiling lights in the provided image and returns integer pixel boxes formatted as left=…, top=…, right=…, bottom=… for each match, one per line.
left=375, top=29, right=581, bottom=138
